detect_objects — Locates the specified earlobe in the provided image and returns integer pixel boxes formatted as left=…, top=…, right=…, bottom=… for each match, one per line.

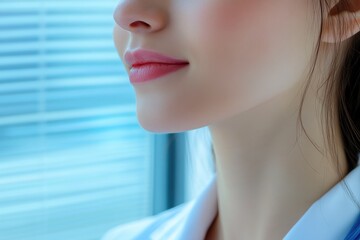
left=321, top=0, right=360, bottom=43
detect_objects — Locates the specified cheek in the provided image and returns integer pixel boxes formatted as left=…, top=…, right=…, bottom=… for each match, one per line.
left=198, top=0, right=252, bottom=34
left=190, top=1, right=311, bottom=74
left=180, top=0, right=315, bottom=113
left=192, top=0, right=309, bottom=58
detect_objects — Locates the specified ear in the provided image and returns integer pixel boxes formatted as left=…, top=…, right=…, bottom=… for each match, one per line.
left=321, top=0, right=360, bottom=43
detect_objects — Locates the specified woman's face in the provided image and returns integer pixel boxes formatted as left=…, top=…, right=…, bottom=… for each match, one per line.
left=113, top=0, right=319, bottom=133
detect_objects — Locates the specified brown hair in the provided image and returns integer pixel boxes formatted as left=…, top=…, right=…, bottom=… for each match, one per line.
left=297, top=0, right=360, bottom=207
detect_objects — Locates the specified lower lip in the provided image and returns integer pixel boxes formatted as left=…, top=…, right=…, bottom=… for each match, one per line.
left=129, top=63, right=189, bottom=84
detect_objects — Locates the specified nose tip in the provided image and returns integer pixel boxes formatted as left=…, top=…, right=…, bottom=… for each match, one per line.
left=113, top=1, right=167, bottom=34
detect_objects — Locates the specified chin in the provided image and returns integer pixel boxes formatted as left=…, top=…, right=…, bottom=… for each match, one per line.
left=138, top=117, right=186, bottom=134
left=137, top=112, right=204, bottom=134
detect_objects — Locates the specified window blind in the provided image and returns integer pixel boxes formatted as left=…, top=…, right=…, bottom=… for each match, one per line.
left=0, top=1, right=153, bottom=239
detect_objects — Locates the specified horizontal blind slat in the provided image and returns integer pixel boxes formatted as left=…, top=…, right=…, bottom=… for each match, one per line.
left=0, top=1, right=152, bottom=240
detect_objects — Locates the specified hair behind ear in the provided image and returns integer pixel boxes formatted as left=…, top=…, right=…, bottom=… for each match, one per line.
left=329, top=0, right=360, bottom=15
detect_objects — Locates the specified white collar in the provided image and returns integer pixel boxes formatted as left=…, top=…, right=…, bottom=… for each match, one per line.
left=168, top=165, right=360, bottom=239
left=284, top=165, right=360, bottom=239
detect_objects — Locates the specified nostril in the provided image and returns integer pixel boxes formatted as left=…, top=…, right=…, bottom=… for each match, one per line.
left=130, top=21, right=151, bottom=29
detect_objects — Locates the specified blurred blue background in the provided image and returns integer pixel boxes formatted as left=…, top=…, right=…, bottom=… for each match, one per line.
left=0, top=1, right=159, bottom=239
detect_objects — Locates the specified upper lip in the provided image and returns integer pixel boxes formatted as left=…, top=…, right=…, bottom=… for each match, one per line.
left=124, top=49, right=189, bottom=68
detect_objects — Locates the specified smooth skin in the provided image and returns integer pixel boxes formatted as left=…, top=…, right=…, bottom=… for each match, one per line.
left=113, top=0, right=360, bottom=239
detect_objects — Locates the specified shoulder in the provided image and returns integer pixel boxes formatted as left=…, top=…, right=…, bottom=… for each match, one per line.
left=101, top=202, right=191, bottom=240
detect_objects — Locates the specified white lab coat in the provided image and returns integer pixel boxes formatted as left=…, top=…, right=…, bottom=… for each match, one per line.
left=102, top=165, right=360, bottom=240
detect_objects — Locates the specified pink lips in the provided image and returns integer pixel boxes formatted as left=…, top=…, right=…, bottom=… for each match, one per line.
left=124, top=49, right=189, bottom=83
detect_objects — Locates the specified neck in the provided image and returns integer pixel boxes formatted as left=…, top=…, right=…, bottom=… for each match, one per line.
left=208, top=78, right=348, bottom=239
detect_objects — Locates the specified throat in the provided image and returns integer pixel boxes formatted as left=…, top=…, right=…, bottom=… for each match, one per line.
left=208, top=145, right=347, bottom=239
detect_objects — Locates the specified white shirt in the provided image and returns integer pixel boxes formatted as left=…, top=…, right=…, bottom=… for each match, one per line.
left=102, top=165, right=360, bottom=240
